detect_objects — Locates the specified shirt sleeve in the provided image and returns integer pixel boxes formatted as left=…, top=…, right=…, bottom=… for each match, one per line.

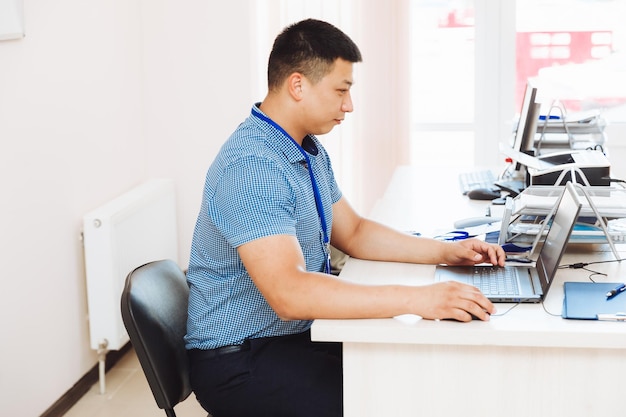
left=210, top=155, right=297, bottom=248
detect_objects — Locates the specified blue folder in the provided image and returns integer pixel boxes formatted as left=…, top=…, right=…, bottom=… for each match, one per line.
left=562, top=282, right=626, bottom=320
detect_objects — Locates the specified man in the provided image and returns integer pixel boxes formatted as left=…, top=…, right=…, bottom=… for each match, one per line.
left=185, top=18, right=505, bottom=417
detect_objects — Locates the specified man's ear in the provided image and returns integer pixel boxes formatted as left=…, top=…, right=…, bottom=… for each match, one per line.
left=288, top=73, right=304, bottom=100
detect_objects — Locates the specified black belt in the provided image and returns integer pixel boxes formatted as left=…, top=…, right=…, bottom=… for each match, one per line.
left=189, top=339, right=251, bottom=360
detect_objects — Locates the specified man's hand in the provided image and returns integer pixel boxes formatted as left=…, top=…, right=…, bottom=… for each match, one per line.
left=441, top=238, right=506, bottom=267
left=415, top=280, right=495, bottom=322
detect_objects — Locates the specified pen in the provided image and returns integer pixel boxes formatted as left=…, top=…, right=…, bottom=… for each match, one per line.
left=596, top=313, right=626, bottom=321
left=606, top=283, right=626, bottom=299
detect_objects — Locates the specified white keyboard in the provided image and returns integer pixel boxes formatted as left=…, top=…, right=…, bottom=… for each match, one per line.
left=458, top=170, right=496, bottom=195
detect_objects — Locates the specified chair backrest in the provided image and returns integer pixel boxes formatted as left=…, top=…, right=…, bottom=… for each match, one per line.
left=120, top=259, right=192, bottom=417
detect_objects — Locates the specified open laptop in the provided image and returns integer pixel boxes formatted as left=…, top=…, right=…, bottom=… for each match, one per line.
left=435, top=182, right=582, bottom=303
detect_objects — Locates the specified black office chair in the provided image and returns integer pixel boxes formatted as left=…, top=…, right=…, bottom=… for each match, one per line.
left=120, top=259, right=201, bottom=417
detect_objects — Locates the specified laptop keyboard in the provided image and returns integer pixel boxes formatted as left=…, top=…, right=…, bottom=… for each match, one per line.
left=471, top=267, right=520, bottom=296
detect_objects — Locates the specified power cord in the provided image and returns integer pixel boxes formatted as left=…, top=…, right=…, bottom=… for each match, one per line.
left=585, top=143, right=605, bottom=152
left=560, top=258, right=623, bottom=269
left=540, top=300, right=561, bottom=317
left=490, top=299, right=560, bottom=318
left=560, top=258, right=624, bottom=282
left=490, top=302, right=523, bottom=317
left=608, top=178, right=626, bottom=186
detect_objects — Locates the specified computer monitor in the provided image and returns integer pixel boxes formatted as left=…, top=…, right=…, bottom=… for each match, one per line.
left=512, top=81, right=539, bottom=155
left=511, top=81, right=541, bottom=172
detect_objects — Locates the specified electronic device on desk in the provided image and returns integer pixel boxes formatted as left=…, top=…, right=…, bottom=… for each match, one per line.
left=435, top=183, right=582, bottom=303
left=509, top=80, right=606, bottom=157
left=459, top=80, right=538, bottom=199
left=493, top=178, right=525, bottom=197
left=458, top=169, right=496, bottom=195
left=466, top=187, right=501, bottom=201
left=531, top=150, right=610, bottom=186
left=511, top=81, right=540, bottom=169
left=501, top=146, right=610, bottom=187
left=459, top=171, right=525, bottom=201
left=507, top=79, right=609, bottom=182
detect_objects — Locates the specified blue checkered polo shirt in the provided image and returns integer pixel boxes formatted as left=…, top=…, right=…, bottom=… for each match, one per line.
left=185, top=104, right=342, bottom=350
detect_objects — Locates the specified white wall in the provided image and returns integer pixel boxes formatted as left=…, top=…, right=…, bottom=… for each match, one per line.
left=349, top=0, right=411, bottom=212
left=0, top=1, right=410, bottom=415
left=0, top=1, right=254, bottom=415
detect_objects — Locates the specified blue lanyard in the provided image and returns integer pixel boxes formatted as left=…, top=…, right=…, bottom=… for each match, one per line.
left=251, top=107, right=332, bottom=274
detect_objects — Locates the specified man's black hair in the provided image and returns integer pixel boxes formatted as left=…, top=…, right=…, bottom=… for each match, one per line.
left=267, top=18, right=363, bottom=90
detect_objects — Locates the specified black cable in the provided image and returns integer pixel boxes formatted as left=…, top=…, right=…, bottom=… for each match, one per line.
left=608, top=178, right=626, bottom=184
left=559, top=258, right=625, bottom=283
left=586, top=143, right=605, bottom=154
left=581, top=266, right=607, bottom=282
left=559, top=258, right=623, bottom=270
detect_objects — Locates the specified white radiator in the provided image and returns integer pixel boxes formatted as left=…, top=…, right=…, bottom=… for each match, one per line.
left=83, top=179, right=178, bottom=353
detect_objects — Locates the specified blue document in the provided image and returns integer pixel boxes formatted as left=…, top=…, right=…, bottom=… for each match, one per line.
left=562, top=282, right=626, bottom=320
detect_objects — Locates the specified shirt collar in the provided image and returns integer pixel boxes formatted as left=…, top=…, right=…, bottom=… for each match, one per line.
left=250, top=103, right=319, bottom=164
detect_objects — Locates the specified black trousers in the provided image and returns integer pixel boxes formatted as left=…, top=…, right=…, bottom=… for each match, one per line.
left=189, top=329, right=343, bottom=417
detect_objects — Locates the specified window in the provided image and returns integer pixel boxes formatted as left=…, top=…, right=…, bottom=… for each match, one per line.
left=410, top=0, right=626, bottom=169
left=517, top=0, right=626, bottom=124
left=410, top=1, right=476, bottom=167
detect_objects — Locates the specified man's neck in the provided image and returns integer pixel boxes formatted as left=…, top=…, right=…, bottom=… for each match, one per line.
left=258, top=98, right=305, bottom=145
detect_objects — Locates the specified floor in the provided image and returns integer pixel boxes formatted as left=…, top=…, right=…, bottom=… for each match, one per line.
left=63, top=348, right=207, bottom=417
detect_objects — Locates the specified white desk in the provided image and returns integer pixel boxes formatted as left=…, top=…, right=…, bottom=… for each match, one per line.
left=312, top=166, right=626, bottom=417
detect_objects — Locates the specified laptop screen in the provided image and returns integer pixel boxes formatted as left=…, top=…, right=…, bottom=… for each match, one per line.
left=535, top=182, right=582, bottom=293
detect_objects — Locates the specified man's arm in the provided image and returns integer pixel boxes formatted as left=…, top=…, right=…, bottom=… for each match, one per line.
left=330, top=197, right=505, bottom=267
left=237, top=217, right=498, bottom=323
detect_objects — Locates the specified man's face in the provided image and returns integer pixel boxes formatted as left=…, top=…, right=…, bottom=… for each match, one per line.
left=300, top=59, right=355, bottom=136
